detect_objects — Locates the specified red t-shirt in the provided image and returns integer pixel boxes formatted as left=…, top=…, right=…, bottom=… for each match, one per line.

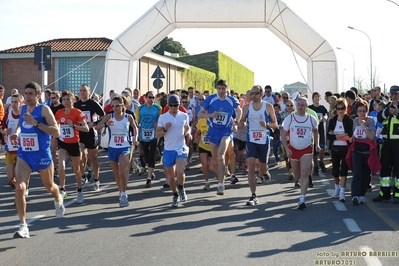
left=162, top=105, right=187, bottom=114
left=55, top=108, right=86, bottom=143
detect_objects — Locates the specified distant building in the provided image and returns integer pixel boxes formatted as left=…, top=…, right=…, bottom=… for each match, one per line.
left=283, top=81, right=308, bottom=96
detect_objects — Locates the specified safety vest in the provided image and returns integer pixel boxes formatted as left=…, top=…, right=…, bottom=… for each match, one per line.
left=381, top=102, right=399, bottom=140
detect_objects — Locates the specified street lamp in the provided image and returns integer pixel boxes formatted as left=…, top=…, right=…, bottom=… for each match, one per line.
left=348, top=26, right=373, bottom=89
left=337, top=47, right=356, bottom=87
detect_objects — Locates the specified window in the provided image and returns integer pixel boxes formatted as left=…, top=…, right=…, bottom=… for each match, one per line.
left=57, top=58, right=90, bottom=94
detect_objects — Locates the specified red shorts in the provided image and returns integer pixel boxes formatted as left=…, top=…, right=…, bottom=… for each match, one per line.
left=288, top=144, right=313, bottom=160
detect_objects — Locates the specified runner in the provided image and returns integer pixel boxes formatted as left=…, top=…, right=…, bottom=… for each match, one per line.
left=136, top=91, right=162, bottom=188
left=281, top=97, right=319, bottom=209
left=194, top=117, right=215, bottom=190
left=156, top=95, right=190, bottom=207
left=13, top=82, right=65, bottom=238
left=74, top=84, right=105, bottom=191
left=198, top=79, right=242, bottom=195
left=1, top=93, right=23, bottom=189
left=239, top=85, right=277, bottom=205
left=49, top=91, right=64, bottom=176
left=55, top=91, right=89, bottom=203
left=95, top=95, right=138, bottom=207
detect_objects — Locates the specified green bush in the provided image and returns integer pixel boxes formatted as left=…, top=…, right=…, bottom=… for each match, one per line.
left=177, top=51, right=254, bottom=94
left=181, top=66, right=216, bottom=93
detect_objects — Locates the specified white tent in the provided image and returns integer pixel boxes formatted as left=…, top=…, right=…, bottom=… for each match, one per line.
left=102, top=0, right=338, bottom=147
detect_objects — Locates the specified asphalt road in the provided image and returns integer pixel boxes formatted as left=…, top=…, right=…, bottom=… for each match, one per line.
left=0, top=150, right=398, bottom=266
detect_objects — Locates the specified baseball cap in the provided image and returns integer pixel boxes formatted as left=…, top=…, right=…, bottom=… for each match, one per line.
left=168, top=94, right=180, bottom=105
left=390, top=85, right=399, bottom=94
left=291, top=92, right=300, bottom=101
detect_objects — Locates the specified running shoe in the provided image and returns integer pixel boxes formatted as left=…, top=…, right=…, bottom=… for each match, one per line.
left=92, top=180, right=100, bottom=191
left=339, top=191, right=346, bottom=202
left=151, top=173, right=156, bottom=180
left=60, top=189, right=68, bottom=199
left=256, top=177, right=264, bottom=184
left=312, top=167, right=319, bottom=177
left=198, top=167, right=203, bottom=173
left=352, top=196, right=359, bottom=205
left=55, top=199, right=65, bottom=218
left=294, top=181, right=300, bottom=188
left=372, top=195, right=391, bottom=202
left=203, top=182, right=210, bottom=190
left=264, top=171, right=271, bottom=184
left=332, top=187, right=340, bottom=198
left=216, top=184, right=224, bottom=195
left=172, top=195, right=179, bottom=207
left=359, top=196, right=366, bottom=204
left=246, top=195, right=259, bottom=206
left=296, top=201, right=307, bottom=210
left=119, top=194, right=129, bottom=207
left=185, top=164, right=190, bottom=171
left=145, top=179, right=151, bottom=188
left=230, top=174, right=239, bottom=184
left=319, top=161, right=327, bottom=173
left=76, top=190, right=84, bottom=204
left=81, top=175, right=87, bottom=188
left=178, top=187, right=187, bottom=202
left=86, top=167, right=93, bottom=182
left=13, top=223, right=30, bottom=238
left=225, top=170, right=231, bottom=177
left=163, top=182, right=170, bottom=188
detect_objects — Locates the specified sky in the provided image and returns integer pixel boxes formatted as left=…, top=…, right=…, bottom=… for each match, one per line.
left=1, top=0, right=398, bottom=93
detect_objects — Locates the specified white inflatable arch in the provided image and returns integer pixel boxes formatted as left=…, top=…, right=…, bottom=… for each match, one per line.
left=104, top=0, right=337, bottom=99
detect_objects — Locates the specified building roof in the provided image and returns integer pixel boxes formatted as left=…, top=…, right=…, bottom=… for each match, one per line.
left=0, top=38, right=113, bottom=53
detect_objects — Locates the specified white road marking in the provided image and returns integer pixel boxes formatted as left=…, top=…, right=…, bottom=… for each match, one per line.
left=343, top=218, right=362, bottom=232
left=64, top=199, right=76, bottom=207
left=333, top=201, right=347, bottom=211
left=360, top=246, right=382, bottom=266
left=14, top=215, right=45, bottom=227
left=326, top=189, right=334, bottom=197
left=321, top=179, right=330, bottom=185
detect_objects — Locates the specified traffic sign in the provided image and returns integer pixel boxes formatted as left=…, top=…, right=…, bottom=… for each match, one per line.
left=153, top=79, right=163, bottom=90
left=151, top=66, right=165, bottom=79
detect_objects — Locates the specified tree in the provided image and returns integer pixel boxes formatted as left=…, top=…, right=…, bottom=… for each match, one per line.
left=152, top=37, right=189, bottom=57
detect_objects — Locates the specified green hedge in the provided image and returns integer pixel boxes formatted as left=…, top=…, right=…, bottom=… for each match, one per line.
left=177, top=51, right=254, bottom=94
left=181, top=66, right=216, bottom=92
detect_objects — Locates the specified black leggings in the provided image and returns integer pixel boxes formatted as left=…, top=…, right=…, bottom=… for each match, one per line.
left=141, top=139, right=158, bottom=168
left=331, top=145, right=349, bottom=177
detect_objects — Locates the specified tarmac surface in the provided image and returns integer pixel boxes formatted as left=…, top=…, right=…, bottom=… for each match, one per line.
left=0, top=149, right=398, bottom=266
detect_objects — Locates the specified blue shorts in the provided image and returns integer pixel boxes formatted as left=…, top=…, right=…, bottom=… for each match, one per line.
left=207, top=127, right=232, bottom=146
left=17, top=149, right=52, bottom=172
left=246, top=142, right=270, bottom=164
left=162, top=145, right=189, bottom=168
left=108, top=147, right=130, bottom=162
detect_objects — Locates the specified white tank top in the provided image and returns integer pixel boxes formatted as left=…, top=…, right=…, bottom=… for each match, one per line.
left=6, top=112, right=20, bottom=152
left=247, top=101, right=269, bottom=144
left=284, top=114, right=316, bottom=150
left=108, top=113, right=130, bottom=148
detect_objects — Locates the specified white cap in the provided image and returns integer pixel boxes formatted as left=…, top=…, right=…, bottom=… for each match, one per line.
left=291, top=92, right=300, bottom=101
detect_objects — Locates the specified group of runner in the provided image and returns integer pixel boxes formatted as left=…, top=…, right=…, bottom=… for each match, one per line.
left=4, top=80, right=399, bottom=239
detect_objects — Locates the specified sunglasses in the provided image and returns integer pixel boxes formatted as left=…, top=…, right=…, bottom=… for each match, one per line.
left=112, top=104, right=122, bottom=107
left=336, top=107, right=346, bottom=111
left=182, top=101, right=189, bottom=104
left=198, top=99, right=204, bottom=101
left=251, top=92, right=261, bottom=95
left=265, top=91, right=271, bottom=93
left=169, top=104, right=179, bottom=107
left=148, top=96, right=155, bottom=99
left=283, top=97, right=288, bottom=99
left=286, top=105, right=293, bottom=107
left=50, top=97, right=57, bottom=99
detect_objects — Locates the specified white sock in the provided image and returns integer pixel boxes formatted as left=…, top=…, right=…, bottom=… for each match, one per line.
left=218, top=182, right=223, bottom=187
left=335, top=184, right=340, bottom=190
left=299, top=195, right=305, bottom=202
left=120, top=192, right=126, bottom=197
left=340, top=187, right=345, bottom=193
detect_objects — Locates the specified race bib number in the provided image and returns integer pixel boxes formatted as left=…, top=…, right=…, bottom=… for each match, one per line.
left=110, top=133, right=127, bottom=147
left=201, top=135, right=210, bottom=145
left=83, top=111, right=91, bottom=122
left=249, top=129, right=267, bottom=143
left=141, top=128, right=155, bottom=140
left=176, top=145, right=189, bottom=156
left=20, top=133, right=39, bottom=151
left=317, top=113, right=323, bottom=122
left=6, top=136, right=19, bottom=151
left=213, top=112, right=228, bottom=126
left=293, top=126, right=311, bottom=141
left=354, top=126, right=366, bottom=139
left=60, top=125, right=75, bottom=140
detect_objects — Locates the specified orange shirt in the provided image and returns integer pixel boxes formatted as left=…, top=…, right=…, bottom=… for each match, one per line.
left=55, top=108, right=86, bottom=143
left=0, top=98, right=4, bottom=122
